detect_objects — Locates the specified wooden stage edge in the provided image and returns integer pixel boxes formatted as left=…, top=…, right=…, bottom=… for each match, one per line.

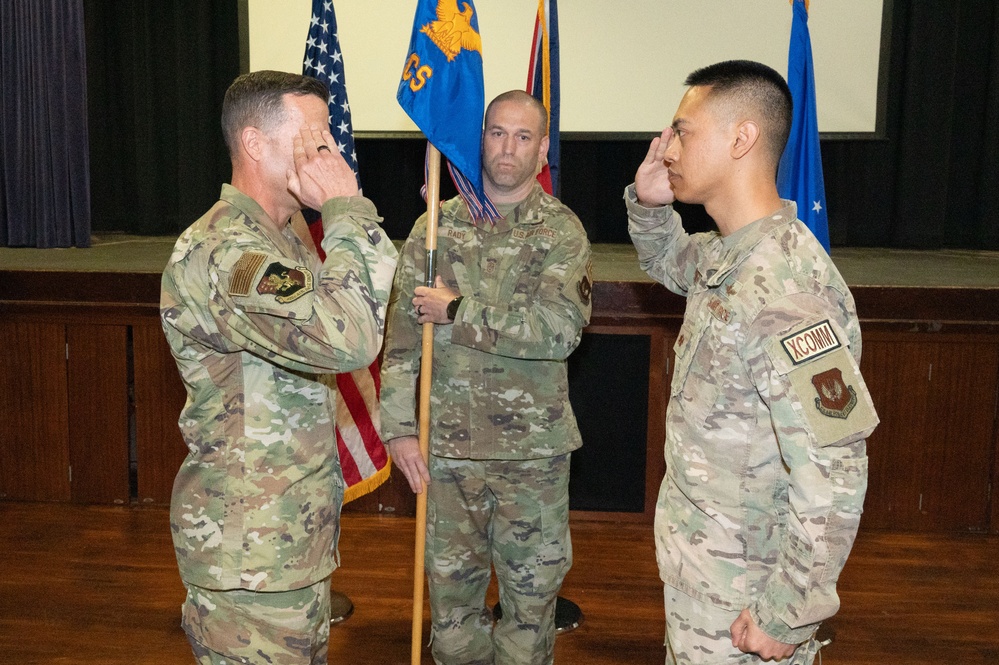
left=2, top=242, right=999, bottom=327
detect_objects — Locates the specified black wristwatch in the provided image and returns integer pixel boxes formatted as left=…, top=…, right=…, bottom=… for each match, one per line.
left=446, top=295, right=463, bottom=321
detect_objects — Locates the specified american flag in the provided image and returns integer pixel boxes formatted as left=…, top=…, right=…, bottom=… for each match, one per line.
left=302, top=0, right=391, bottom=504
left=303, top=0, right=359, bottom=184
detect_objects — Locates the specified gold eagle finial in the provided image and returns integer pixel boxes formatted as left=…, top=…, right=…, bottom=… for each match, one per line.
left=420, top=0, right=482, bottom=62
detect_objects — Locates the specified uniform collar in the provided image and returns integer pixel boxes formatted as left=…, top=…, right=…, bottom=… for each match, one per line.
left=702, top=200, right=798, bottom=287
left=447, top=181, right=548, bottom=233
left=219, top=183, right=271, bottom=227
left=218, top=184, right=301, bottom=254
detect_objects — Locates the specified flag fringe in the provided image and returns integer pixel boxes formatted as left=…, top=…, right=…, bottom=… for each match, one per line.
left=342, top=454, right=392, bottom=505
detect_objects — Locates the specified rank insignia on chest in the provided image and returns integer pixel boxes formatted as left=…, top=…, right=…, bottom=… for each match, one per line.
left=706, top=297, right=731, bottom=323
left=256, top=262, right=314, bottom=303
left=811, top=368, right=857, bottom=419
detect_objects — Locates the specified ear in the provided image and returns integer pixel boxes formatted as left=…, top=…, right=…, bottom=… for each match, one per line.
left=240, top=126, right=265, bottom=163
left=538, top=134, right=550, bottom=164
left=731, top=120, right=760, bottom=160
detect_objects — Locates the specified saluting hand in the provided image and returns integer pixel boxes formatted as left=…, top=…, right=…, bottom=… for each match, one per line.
left=634, top=127, right=677, bottom=207
left=287, top=124, right=359, bottom=210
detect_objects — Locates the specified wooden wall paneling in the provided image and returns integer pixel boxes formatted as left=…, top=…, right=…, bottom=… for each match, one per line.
left=132, top=323, right=189, bottom=504
left=66, top=324, right=130, bottom=503
left=859, top=335, right=934, bottom=530
left=0, top=320, right=71, bottom=501
left=918, top=338, right=998, bottom=531
left=340, top=485, right=383, bottom=515
left=341, top=470, right=418, bottom=517
left=860, top=332, right=999, bottom=532
left=644, top=326, right=671, bottom=520
left=992, top=387, right=999, bottom=535
left=370, top=468, right=418, bottom=517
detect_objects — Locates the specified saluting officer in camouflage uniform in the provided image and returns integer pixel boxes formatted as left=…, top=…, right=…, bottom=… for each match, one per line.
left=380, top=90, right=592, bottom=665
left=160, top=71, right=397, bottom=665
left=625, top=61, right=878, bottom=664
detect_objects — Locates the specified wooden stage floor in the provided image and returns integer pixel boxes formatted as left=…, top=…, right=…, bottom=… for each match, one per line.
left=0, top=501, right=996, bottom=664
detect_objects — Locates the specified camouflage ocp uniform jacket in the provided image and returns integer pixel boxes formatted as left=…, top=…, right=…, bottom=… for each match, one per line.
left=625, top=185, right=878, bottom=644
left=161, top=184, right=397, bottom=593
left=380, top=183, right=592, bottom=460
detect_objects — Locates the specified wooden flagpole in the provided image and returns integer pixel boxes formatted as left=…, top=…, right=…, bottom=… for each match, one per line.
left=411, top=144, right=441, bottom=664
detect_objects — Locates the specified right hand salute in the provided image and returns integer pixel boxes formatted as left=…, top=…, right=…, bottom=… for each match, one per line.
left=634, top=127, right=677, bottom=207
left=287, top=124, right=359, bottom=210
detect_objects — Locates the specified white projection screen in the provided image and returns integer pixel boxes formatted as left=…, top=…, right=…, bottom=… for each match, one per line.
left=245, top=0, right=889, bottom=137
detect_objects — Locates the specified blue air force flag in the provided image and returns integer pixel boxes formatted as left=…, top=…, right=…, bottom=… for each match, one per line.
left=398, top=0, right=498, bottom=222
left=777, top=0, right=830, bottom=252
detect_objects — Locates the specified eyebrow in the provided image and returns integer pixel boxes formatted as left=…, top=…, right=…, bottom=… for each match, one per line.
left=487, top=124, right=535, bottom=136
left=671, top=119, right=689, bottom=131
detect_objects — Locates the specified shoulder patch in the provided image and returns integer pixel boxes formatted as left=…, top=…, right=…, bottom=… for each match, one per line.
left=229, top=252, right=267, bottom=297
left=780, top=319, right=841, bottom=365
left=255, top=262, right=314, bottom=303
left=782, top=347, right=879, bottom=446
left=811, top=368, right=857, bottom=419
left=577, top=260, right=593, bottom=306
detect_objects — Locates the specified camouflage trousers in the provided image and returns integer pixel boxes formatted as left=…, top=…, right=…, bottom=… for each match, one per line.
left=181, top=577, right=331, bottom=665
left=426, top=454, right=572, bottom=665
left=664, top=586, right=826, bottom=665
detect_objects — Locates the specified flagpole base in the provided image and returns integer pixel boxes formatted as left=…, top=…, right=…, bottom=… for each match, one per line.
left=491, top=596, right=583, bottom=635
left=330, top=590, right=355, bottom=625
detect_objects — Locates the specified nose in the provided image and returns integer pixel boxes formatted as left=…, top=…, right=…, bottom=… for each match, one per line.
left=663, top=133, right=679, bottom=164
left=501, top=135, right=516, bottom=154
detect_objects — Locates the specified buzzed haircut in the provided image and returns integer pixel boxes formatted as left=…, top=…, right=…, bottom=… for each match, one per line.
left=685, top=60, right=793, bottom=169
left=221, top=70, right=328, bottom=158
left=484, top=90, right=549, bottom=136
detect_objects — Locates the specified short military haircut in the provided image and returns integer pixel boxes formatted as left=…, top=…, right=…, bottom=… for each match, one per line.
left=221, top=70, right=328, bottom=158
left=484, top=90, right=549, bottom=136
left=684, top=60, right=793, bottom=169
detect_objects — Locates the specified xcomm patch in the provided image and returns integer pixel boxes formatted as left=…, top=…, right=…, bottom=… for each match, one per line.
left=780, top=319, right=841, bottom=365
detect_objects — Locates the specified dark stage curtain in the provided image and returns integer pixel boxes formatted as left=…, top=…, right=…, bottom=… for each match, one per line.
left=364, top=1, right=999, bottom=249
left=74, top=1, right=999, bottom=249
left=83, top=0, right=239, bottom=236
left=819, top=1, right=999, bottom=249
left=557, top=2, right=999, bottom=249
left=0, top=0, right=91, bottom=248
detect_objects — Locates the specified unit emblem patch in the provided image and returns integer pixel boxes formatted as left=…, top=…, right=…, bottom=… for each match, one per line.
left=577, top=260, right=592, bottom=306
left=811, top=367, right=857, bottom=419
left=256, top=262, right=314, bottom=303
